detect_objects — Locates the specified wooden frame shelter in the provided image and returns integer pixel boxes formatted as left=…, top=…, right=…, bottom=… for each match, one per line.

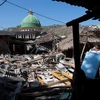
left=53, top=0, right=100, bottom=100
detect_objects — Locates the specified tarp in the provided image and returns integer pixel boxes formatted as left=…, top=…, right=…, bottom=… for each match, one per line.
left=81, top=52, right=100, bottom=79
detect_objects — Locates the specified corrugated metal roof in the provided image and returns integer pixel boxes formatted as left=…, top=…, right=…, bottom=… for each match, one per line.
left=53, top=0, right=100, bottom=10
left=53, top=0, right=100, bottom=21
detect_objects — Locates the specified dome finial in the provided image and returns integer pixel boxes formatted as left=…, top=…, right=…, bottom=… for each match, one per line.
left=28, top=9, right=33, bottom=15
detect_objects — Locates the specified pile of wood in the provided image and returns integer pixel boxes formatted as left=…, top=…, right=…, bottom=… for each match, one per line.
left=0, top=52, right=74, bottom=100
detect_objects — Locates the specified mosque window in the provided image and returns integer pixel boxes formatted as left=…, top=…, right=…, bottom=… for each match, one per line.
left=18, top=34, right=22, bottom=38
left=25, top=34, right=29, bottom=39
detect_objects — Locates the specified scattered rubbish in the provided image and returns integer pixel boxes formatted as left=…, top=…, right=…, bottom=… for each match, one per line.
left=0, top=52, right=74, bottom=100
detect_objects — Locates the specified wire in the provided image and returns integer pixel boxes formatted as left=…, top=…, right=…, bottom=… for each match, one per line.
left=0, top=0, right=7, bottom=6
left=0, top=26, right=5, bottom=29
left=6, top=1, right=28, bottom=11
left=6, top=1, right=66, bottom=24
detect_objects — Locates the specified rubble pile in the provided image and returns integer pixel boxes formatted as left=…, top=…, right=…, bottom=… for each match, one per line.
left=0, top=53, right=74, bottom=100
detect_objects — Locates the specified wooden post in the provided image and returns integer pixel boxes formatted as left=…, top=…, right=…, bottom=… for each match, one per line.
left=71, top=23, right=81, bottom=100
left=52, top=34, right=56, bottom=52
left=80, top=36, right=88, bottom=62
left=65, top=12, right=94, bottom=100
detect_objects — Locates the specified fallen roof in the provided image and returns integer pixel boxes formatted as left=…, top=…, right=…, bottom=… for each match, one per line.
left=58, top=28, right=100, bottom=50
left=33, top=32, right=57, bottom=44
left=0, top=31, right=16, bottom=36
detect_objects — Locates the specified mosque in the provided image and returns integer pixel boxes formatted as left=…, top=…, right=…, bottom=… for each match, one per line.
left=0, top=10, right=43, bottom=54
left=0, top=9, right=58, bottom=54
left=15, top=9, right=42, bottom=39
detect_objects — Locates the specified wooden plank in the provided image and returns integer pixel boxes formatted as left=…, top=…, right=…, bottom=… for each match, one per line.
left=51, top=71, right=71, bottom=85
left=46, top=78, right=70, bottom=87
left=60, top=71, right=73, bottom=79
left=37, top=77, right=46, bottom=85
left=59, top=60, right=75, bottom=68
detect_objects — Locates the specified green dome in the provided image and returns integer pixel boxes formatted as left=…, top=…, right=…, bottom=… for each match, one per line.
left=21, top=10, right=41, bottom=29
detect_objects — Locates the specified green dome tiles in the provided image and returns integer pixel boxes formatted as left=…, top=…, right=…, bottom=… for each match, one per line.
left=21, top=10, right=41, bottom=29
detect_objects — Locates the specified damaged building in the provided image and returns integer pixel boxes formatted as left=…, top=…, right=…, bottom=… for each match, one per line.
left=0, top=10, right=42, bottom=54
left=0, top=10, right=61, bottom=55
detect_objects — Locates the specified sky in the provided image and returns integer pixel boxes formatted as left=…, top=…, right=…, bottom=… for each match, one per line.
left=0, top=0, right=100, bottom=29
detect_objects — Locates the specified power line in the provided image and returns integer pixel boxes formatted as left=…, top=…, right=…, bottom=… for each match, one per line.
left=0, top=26, right=5, bottom=29
left=6, top=1, right=66, bottom=24
left=0, top=0, right=7, bottom=6
left=6, top=1, right=29, bottom=11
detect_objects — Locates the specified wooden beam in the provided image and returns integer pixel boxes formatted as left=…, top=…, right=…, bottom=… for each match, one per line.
left=80, top=36, right=88, bottom=62
left=37, top=77, right=46, bottom=85
left=51, top=71, right=71, bottom=85
left=66, top=13, right=93, bottom=26
left=46, top=78, right=70, bottom=87
left=71, top=23, right=81, bottom=100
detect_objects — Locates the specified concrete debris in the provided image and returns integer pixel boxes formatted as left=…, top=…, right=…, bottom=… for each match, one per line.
left=0, top=52, right=74, bottom=100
